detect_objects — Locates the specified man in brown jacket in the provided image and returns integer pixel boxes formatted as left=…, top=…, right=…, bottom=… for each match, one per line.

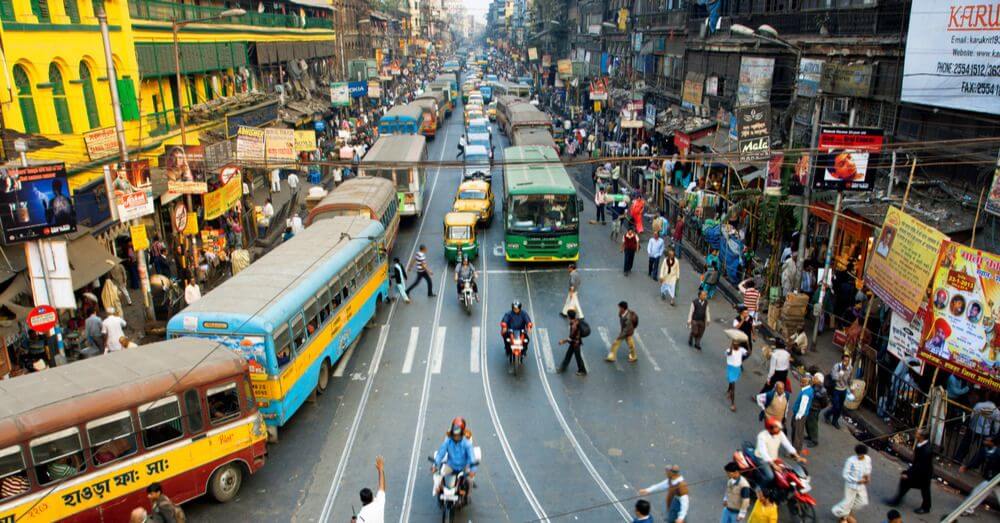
left=146, top=482, right=184, bottom=523
left=606, top=300, right=638, bottom=363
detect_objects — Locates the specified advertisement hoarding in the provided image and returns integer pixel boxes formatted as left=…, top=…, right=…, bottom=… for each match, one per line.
left=735, top=104, right=771, bottom=163
left=203, top=167, right=242, bottom=221
left=797, top=58, right=824, bottom=97
left=236, top=126, right=265, bottom=162
left=264, top=128, right=295, bottom=163
left=737, top=57, right=775, bottom=106
left=812, top=128, right=883, bottom=191
left=160, top=145, right=207, bottom=194
left=0, top=163, right=76, bottom=244
left=889, top=309, right=928, bottom=375
left=106, top=160, right=154, bottom=223
left=330, top=82, right=350, bottom=107
left=681, top=72, right=705, bottom=110
left=294, top=130, right=317, bottom=153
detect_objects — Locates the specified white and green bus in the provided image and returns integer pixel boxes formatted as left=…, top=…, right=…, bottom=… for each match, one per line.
left=502, top=145, right=580, bottom=262
left=361, top=134, right=428, bottom=217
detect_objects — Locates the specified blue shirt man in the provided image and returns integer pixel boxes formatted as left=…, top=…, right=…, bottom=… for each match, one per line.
left=434, top=436, right=478, bottom=474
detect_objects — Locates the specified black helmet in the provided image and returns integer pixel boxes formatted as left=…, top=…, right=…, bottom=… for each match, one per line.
left=511, top=301, right=522, bottom=310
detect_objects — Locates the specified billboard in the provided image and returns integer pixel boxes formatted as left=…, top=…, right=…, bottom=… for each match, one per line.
left=159, top=145, right=207, bottom=194
left=812, top=128, right=883, bottom=191
left=735, top=104, right=770, bottom=163
left=330, top=82, right=350, bottom=107
left=236, top=126, right=265, bottom=162
left=797, top=58, right=824, bottom=98
left=203, top=166, right=242, bottom=221
left=737, top=57, right=774, bottom=106
left=264, top=128, right=295, bottom=162
left=919, top=242, right=1000, bottom=391
left=0, top=163, right=76, bottom=244
left=901, top=0, right=1000, bottom=115
left=865, top=206, right=949, bottom=321
left=106, top=160, right=154, bottom=223
left=889, top=309, right=928, bottom=375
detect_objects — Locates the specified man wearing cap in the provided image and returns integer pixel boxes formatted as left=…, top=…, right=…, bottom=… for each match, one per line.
left=806, top=372, right=827, bottom=448
left=791, top=373, right=815, bottom=449
left=638, top=465, right=689, bottom=522
left=721, top=462, right=751, bottom=522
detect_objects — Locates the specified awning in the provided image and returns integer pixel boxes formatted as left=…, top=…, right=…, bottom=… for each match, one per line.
left=67, top=235, right=120, bottom=291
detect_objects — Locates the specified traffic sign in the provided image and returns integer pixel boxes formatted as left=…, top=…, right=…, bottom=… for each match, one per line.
left=27, top=305, right=57, bottom=333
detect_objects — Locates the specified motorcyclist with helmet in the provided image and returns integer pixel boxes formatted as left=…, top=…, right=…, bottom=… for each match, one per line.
left=755, top=416, right=807, bottom=484
left=501, top=302, right=533, bottom=358
left=454, top=257, right=479, bottom=301
left=431, top=417, right=478, bottom=496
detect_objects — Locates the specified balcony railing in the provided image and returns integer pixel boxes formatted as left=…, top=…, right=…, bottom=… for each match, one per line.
left=129, top=0, right=305, bottom=28
left=686, top=2, right=908, bottom=37
left=636, top=9, right=688, bottom=31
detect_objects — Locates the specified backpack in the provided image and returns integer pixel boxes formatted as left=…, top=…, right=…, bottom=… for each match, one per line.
left=628, top=310, right=639, bottom=328
left=578, top=319, right=592, bottom=338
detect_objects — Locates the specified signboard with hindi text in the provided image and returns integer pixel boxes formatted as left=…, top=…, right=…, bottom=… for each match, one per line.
left=83, top=127, right=119, bottom=160
left=264, top=128, right=295, bottom=163
left=236, top=126, right=265, bottom=162
left=203, top=167, right=242, bottom=221
left=294, top=130, right=317, bottom=153
left=865, top=206, right=949, bottom=321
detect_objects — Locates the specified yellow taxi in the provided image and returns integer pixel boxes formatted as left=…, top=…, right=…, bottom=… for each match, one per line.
left=487, top=101, right=497, bottom=121
left=452, top=179, right=494, bottom=225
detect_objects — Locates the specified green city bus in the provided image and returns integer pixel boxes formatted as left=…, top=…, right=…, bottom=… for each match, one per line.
left=502, top=145, right=580, bottom=262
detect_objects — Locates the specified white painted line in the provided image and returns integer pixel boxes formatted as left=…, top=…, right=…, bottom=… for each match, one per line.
left=634, top=333, right=661, bottom=372
left=431, top=326, right=446, bottom=374
left=538, top=328, right=556, bottom=373
left=597, top=326, right=624, bottom=372
left=470, top=326, right=481, bottom=374
left=525, top=274, right=631, bottom=521
left=332, top=341, right=357, bottom=378
left=485, top=267, right=617, bottom=274
left=402, top=326, right=419, bottom=374
left=661, top=327, right=682, bottom=353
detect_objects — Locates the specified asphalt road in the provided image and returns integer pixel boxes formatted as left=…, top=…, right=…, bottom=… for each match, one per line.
left=185, top=103, right=969, bottom=523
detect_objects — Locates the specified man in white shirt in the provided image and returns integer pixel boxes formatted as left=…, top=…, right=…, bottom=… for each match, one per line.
left=184, top=279, right=202, bottom=305
left=286, top=172, right=299, bottom=194
left=262, top=198, right=275, bottom=221
left=755, top=416, right=806, bottom=484
left=289, top=213, right=304, bottom=235
left=638, top=465, right=689, bottom=522
left=646, top=232, right=665, bottom=280
left=101, top=308, right=128, bottom=354
left=355, top=456, right=385, bottom=523
left=764, top=341, right=792, bottom=393
left=270, top=168, right=282, bottom=193
left=833, top=445, right=872, bottom=523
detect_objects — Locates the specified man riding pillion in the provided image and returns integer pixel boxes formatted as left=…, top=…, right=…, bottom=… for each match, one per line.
left=501, top=301, right=533, bottom=357
left=454, top=257, right=479, bottom=301
left=755, top=416, right=807, bottom=484
left=431, top=417, right=478, bottom=496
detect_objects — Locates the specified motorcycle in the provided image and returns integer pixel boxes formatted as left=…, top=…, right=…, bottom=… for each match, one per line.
left=733, top=442, right=817, bottom=523
left=506, top=329, right=527, bottom=375
left=459, top=277, right=475, bottom=314
left=427, top=450, right=481, bottom=522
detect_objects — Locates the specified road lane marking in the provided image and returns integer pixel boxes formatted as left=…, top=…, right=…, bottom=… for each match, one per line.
left=524, top=274, right=631, bottom=521
left=431, top=326, right=446, bottom=374
left=332, top=341, right=356, bottom=378
left=470, top=326, right=481, bottom=374
left=402, top=327, right=419, bottom=374
left=538, top=328, right=556, bottom=373
left=597, top=326, right=624, bottom=372
left=485, top=268, right=617, bottom=274
left=661, top=327, right=682, bottom=353
left=634, top=333, right=661, bottom=372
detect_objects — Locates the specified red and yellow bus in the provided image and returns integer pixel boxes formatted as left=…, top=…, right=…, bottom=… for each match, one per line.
left=0, top=338, right=267, bottom=522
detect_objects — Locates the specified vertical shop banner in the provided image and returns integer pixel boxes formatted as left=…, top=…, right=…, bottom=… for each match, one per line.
left=203, top=167, right=242, bottom=221
left=735, top=104, right=771, bottom=162
left=160, top=145, right=207, bottom=194
left=901, top=0, right=1000, bottom=115
left=920, top=242, right=1000, bottom=391
left=83, top=127, right=119, bottom=161
left=557, top=59, right=572, bottom=78
left=0, top=163, right=76, bottom=244
left=765, top=153, right=784, bottom=195
left=294, top=130, right=317, bottom=153
left=367, top=80, right=381, bottom=99
left=264, top=128, right=295, bottom=163
left=797, top=58, right=824, bottom=97
left=236, top=126, right=265, bottom=163
left=130, top=223, right=149, bottom=251
left=330, top=82, right=350, bottom=107
left=889, top=308, right=929, bottom=375
left=106, top=160, right=154, bottom=223
left=985, top=165, right=1000, bottom=216
left=865, top=206, right=949, bottom=321
left=528, top=47, right=538, bottom=61
left=812, top=128, right=883, bottom=191
left=644, top=103, right=657, bottom=128
left=681, top=72, right=705, bottom=110
left=737, top=56, right=775, bottom=106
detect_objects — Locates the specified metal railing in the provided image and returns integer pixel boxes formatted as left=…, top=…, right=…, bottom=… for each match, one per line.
left=635, top=9, right=688, bottom=30
left=128, top=0, right=300, bottom=28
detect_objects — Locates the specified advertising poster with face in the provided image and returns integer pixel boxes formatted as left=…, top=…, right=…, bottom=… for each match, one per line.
left=812, top=128, right=883, bottom=191
left=0, top=163, right=76, bottom=244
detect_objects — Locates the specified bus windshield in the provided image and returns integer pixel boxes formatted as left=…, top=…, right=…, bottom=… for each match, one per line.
left=507, top=194, right=578, bottom=233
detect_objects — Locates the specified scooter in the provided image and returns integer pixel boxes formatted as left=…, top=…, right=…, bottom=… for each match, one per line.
left=507, top=329, right=527, bottom=375
left=459, top=277, right=475, bottom=314
left=427, top=448, right=482, bottom=522
left=733, top=442, right=817, bottom=523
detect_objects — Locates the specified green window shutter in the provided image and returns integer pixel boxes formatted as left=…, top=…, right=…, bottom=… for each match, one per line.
left=203, top=75, right=213, bottom=101
left=79, top=62, right=100, bottom=129
left=63, top=0, right=79, bottom=23
left=31, top=0, right=50, bottom=22
left=48, top=63, right=73, bottom=134
left=90, top=0, right=102, bottom=16
left=0, top=0, right=16, bottom=21
left=116, top=77, right=140, bottom=121
left=13, top=66, right=39, bottom=134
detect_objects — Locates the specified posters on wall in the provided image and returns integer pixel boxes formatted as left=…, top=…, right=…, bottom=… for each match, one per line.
left=735, top=104, right=771, bottom=163
left=83, top=127, right=119, bottom=161
left=330, top=82, right=350, bottom=107
left=889, top=308, right=929, bottom=375
left=737, top=56, right=775, bottom=106
left=681, top=72, right=705, bottom=110
left=812, top=127, right=883, bottom=191
left=203, top=167, right=242, bottom=221
left=865, top=206, right=949, bottom=321
left=264, top=128, right=295, bottom=163
left=160, top=145, right=207, bottom=194
left=236, top=126, right=265, bottom=162
left=901, top=0, right=1000, bottom=116
left=919, top=242, right=1000, bottom=391
left=797, top=58, right=824, bottom=97
left=105, top=160, right=154, bottom=223
left=0, top=163, right=76, bottom=244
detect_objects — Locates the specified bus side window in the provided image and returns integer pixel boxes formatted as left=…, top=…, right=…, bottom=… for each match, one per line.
left=291, top=315, right=306, bottom=352
left=317, top=289, right=331, bottom=322
left=29, top=428, right=84, bottom=485
left=138, top=397, right=184, bottom=449
left=183, top=389, right=204, bottom=434
left=207, top=383, right=241, bottom=425
left=0, top=446, right=31, bottom=500
left=305, top=297, right=320, bottom=338
left=87, top=412, right=138, bottom=467
left=274, top=327, right=291, bottom=368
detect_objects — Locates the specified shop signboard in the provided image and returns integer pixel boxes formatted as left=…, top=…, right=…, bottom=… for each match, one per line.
left=0, top=163, right=76, bottom=244
left=203, top=167, right=242, bottom=221
left=264, top=128, right=295, bottom=163
left=367, top=80, right=381, bottom=99
left=736, top=56, right=775, bottom=106
left=348, top=81, right=367, bottom=98
left=985, top=165, right=1000, bottom=216
left=130, top=223, right=149, bottom=251
left=160, top=145, right=207, bottom=194
left=797, top=58, right=824, bottom=97
left=224, top=100, right=279, bottom=139
left=901, top=0, right=1000, bottom=115
left=674, top=132, right=691, bottom=156
left=528, top=47, right=538, bottom=61
left=330, top=82, right=350, bottom=107
left=236, top=126, right=265, bottom=163
left=589, top=78, right=608, bottom=101
left=820, top=62, right=873, bottom=98
left=557, top=59, right=572, bottom=78
left=735, top=104, right=770, bottom=163
left=681, top=72, right=704, bottom=110
left=865, top=206, right=949, bottom=321
left=83, top=127, right=119, bottom=161
left=812, top=127, right=883, bottom=191
left=294, top=130, right=317, bottom=153
left=919, top=242, right=1000, bottom=391
left=889, top=309, right=928, bottom=375
left=105, top=160, right=154, bottom=223
left=644, top=103, right=657, bottom=129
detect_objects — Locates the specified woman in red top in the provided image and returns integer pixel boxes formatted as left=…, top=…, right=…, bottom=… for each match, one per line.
left=621, top=228, right=639, bottom=276
left=630, top=195, right=645, bottom=234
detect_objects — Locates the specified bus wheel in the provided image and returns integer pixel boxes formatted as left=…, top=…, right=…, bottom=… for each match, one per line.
left=209, top=463, right=244, bottom=503
left=317, top=359, right=331, bottom=394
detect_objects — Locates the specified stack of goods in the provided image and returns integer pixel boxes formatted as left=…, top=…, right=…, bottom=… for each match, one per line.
left=780, top=292, right=809, bottom=338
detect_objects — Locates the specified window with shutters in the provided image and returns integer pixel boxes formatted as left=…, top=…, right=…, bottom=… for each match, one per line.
left=63, top=0, right=79, bottom=23
left=0, top=0, right=15, bottom=21
left=49, top=63, right=73, bottom=134
left=79, top=62, right=100, bottom=129
left=12, top=66, right=39, bottom=134
left=30, top=0, right=50, bottom=22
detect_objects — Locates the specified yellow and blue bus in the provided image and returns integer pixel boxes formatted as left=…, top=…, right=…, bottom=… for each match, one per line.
left=167, top=217, right=389, bottom=440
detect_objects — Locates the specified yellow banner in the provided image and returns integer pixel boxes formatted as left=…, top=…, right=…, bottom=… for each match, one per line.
left=129, top=224, right=149, bottom=251
left=184, top=212, right=199, bottom=235
left=203, top=173, right=243, bottom=221
left=294, top=130, right=316, bottom=153
left=865, top=206, right=948, bottom=321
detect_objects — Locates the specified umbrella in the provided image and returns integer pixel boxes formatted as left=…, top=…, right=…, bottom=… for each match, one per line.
left=724, top=329, right=749, bottom=343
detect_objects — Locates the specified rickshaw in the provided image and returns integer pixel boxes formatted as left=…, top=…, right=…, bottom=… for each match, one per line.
left=444, top=212, right=480, bottom=263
